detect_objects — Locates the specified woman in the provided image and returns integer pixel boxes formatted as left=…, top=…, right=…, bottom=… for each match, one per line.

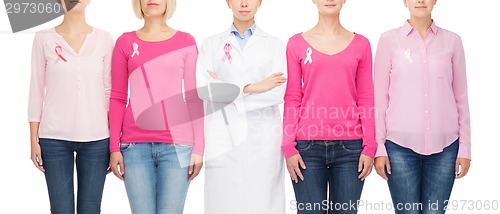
left=108, top=0, right=204, bottom=213
left=374, top=0, right=471, bottom=213
left=197, top=0, right=287, bottom=213
left=282, top=0, right=376, bottom=213
left=28, top=0, right=113, bottom=213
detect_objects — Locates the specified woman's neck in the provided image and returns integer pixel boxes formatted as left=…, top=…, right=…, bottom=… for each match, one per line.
left=57, top=12, right=91, bottom=34
left=233, top=17, right=255, bottom=36
left=141, top=17, right=170, bottom=33
left=313, top=14, right=345, bottom=35
left=408, top=16, right=433, bottom=38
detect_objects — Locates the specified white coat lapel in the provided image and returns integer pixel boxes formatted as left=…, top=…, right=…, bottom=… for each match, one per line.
left=227, top=35, right=241, bottom=54
left=220, top=28, right=242, bottom=54
left=217, top=29, right=243, bottom=66
left=242, top=26, right=266, bottom=52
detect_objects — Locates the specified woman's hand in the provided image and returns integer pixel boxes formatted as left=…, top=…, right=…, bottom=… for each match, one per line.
left=244, top=72, right=287, bottom=94
left=29, top=122, right=44, bottom=172
left=30, top=140, right=44, bottom=173
left=455, top=158, right=471, bottom=179
left=374, top=156, right=391, bottom=180
left=110, top=152, right=125, bottom=180
left=286, top=154, right=306, bottom=183
left=358, top=154, right=374, bottom=181
left=188, top=154, right=203, bottom=181
left=207, top=70, right=219, bottom=80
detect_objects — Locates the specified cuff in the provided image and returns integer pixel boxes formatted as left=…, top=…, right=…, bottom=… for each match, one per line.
left=110, top=144, right=120, bottom=153
left=457, top=143, right=471, bottom=160
left=192, top=146, right=204, bottom=156
left=282, top=142, right=299, bottom=158
left=375, top=140, right=388, bottom=157
left=361, top=142, right=377, bottom=158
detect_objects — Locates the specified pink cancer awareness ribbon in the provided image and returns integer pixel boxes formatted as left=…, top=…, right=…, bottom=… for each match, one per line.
left=131, top=42, right=140, bottom=58
left=404, top=48, right=413, bottom=64
left=304, top=47, right=313, bottom=65
left=221, top=43, right=232, bottom=64
left=55, top=45, right=67, bottom=64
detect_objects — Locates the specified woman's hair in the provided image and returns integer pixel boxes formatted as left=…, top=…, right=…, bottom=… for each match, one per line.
left=132, top=0, right=176, bottom=20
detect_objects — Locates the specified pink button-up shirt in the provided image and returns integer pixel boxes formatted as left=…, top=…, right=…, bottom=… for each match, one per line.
left=374, top=21, right=471, bottom=159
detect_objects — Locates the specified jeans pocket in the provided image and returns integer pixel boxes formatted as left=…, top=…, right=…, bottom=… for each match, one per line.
left=340, top=139, right=363, bottom=153
left=295, top=140, right=313, bottom=152
left=120, top=143, right=136, bottom=152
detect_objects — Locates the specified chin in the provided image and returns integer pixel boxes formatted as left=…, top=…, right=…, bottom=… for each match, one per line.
left=235, top=16, right=254, bottom=22
left=144, top=12, right=165, bottom=18
left=67, top=7, right=85, bottom=13
left=412, top=13, right=432, bottom=19
left=320, top=11, right=341, bottom=16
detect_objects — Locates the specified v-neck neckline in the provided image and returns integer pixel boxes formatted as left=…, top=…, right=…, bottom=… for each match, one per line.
left=53, top=27, right=95, bottom=56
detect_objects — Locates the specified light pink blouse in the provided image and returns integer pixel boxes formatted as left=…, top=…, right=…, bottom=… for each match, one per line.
left=28, top=28, right=113, bottom=142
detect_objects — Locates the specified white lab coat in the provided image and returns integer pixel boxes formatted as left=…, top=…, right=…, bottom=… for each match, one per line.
left=197, top=26, right=286, bottom=214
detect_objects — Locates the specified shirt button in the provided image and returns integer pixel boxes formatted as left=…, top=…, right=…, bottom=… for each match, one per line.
left=426, top=127, right=430, bottom=130
left=423, top=60, right=427, bottom=64
left=425, top=111, right=429, bottom=114
left=424, top=94, right=428, bottom=97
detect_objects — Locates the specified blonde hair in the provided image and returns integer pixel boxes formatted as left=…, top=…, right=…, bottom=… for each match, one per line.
left=132, top=0, right=176, bottom=20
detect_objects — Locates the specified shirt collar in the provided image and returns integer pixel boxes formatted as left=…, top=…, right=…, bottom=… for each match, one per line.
left=230, top=23, right=257, bottom=38
left=401, top=20, right=439, bottom=36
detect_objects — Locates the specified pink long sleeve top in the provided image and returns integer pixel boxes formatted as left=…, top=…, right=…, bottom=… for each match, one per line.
left=282, top=33, right=377, bottom=158
left=374, top=21, right=471, bottom=159
left=109, top=31, right=204, bottom=155
left=28, top=28, right=113, bottom=142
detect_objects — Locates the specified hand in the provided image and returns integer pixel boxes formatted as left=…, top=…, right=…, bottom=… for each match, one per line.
left=455, top=158, right=471, bottom=179
left=207, top=70, right=219, bottom=80
left=358, top=154, right=374, bottom=181
left=286, top=154, right=306, bottom=183
left=188, top=154, right=203, bottom=181
left=30, top=140, right=45, bottom=173
left=374, top=156, right=391, bottom=180
left=109, top=152, right=125, bottom=180
left=244, top=72, right=287, bottom=94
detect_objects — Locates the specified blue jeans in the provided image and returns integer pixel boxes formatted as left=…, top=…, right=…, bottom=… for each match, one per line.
left=39, top=138, right=110, bottom=214
left=386, top=139, right=459, bottom=214
left=292, top=140, right=365, bottom=214
left=121, top=143, right=193, bottom=214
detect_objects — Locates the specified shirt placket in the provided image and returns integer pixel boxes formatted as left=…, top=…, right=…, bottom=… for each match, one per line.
left=76, top=56, right=81, bottom=96
left=421, top=30, right=433, bottom=153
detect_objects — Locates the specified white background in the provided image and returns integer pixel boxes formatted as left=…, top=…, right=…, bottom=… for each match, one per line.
left=1, top=0, right=499, bottom=213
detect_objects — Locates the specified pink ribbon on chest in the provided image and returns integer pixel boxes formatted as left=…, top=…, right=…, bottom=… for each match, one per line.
left=221, top=43, right=232, bottom=64
left=55, top=45, right=67, bottom=64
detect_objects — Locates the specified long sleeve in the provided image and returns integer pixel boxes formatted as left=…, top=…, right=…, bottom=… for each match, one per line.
left=102, top=33, right=113, bottom=111
left=452, top=37, right=471, bottom=160
left=28, top=33, right=46, bottom=122
left=233, top=39, right=287, bottom=113
left=281, top=40, right=302, bottom=158
left=356, top=39, right=376, bottom=157
left=374, top=33, right=392, bottom=157
left=109, top=36, right=129, bottom=152
left=184, top=36, right=205, bottom=156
